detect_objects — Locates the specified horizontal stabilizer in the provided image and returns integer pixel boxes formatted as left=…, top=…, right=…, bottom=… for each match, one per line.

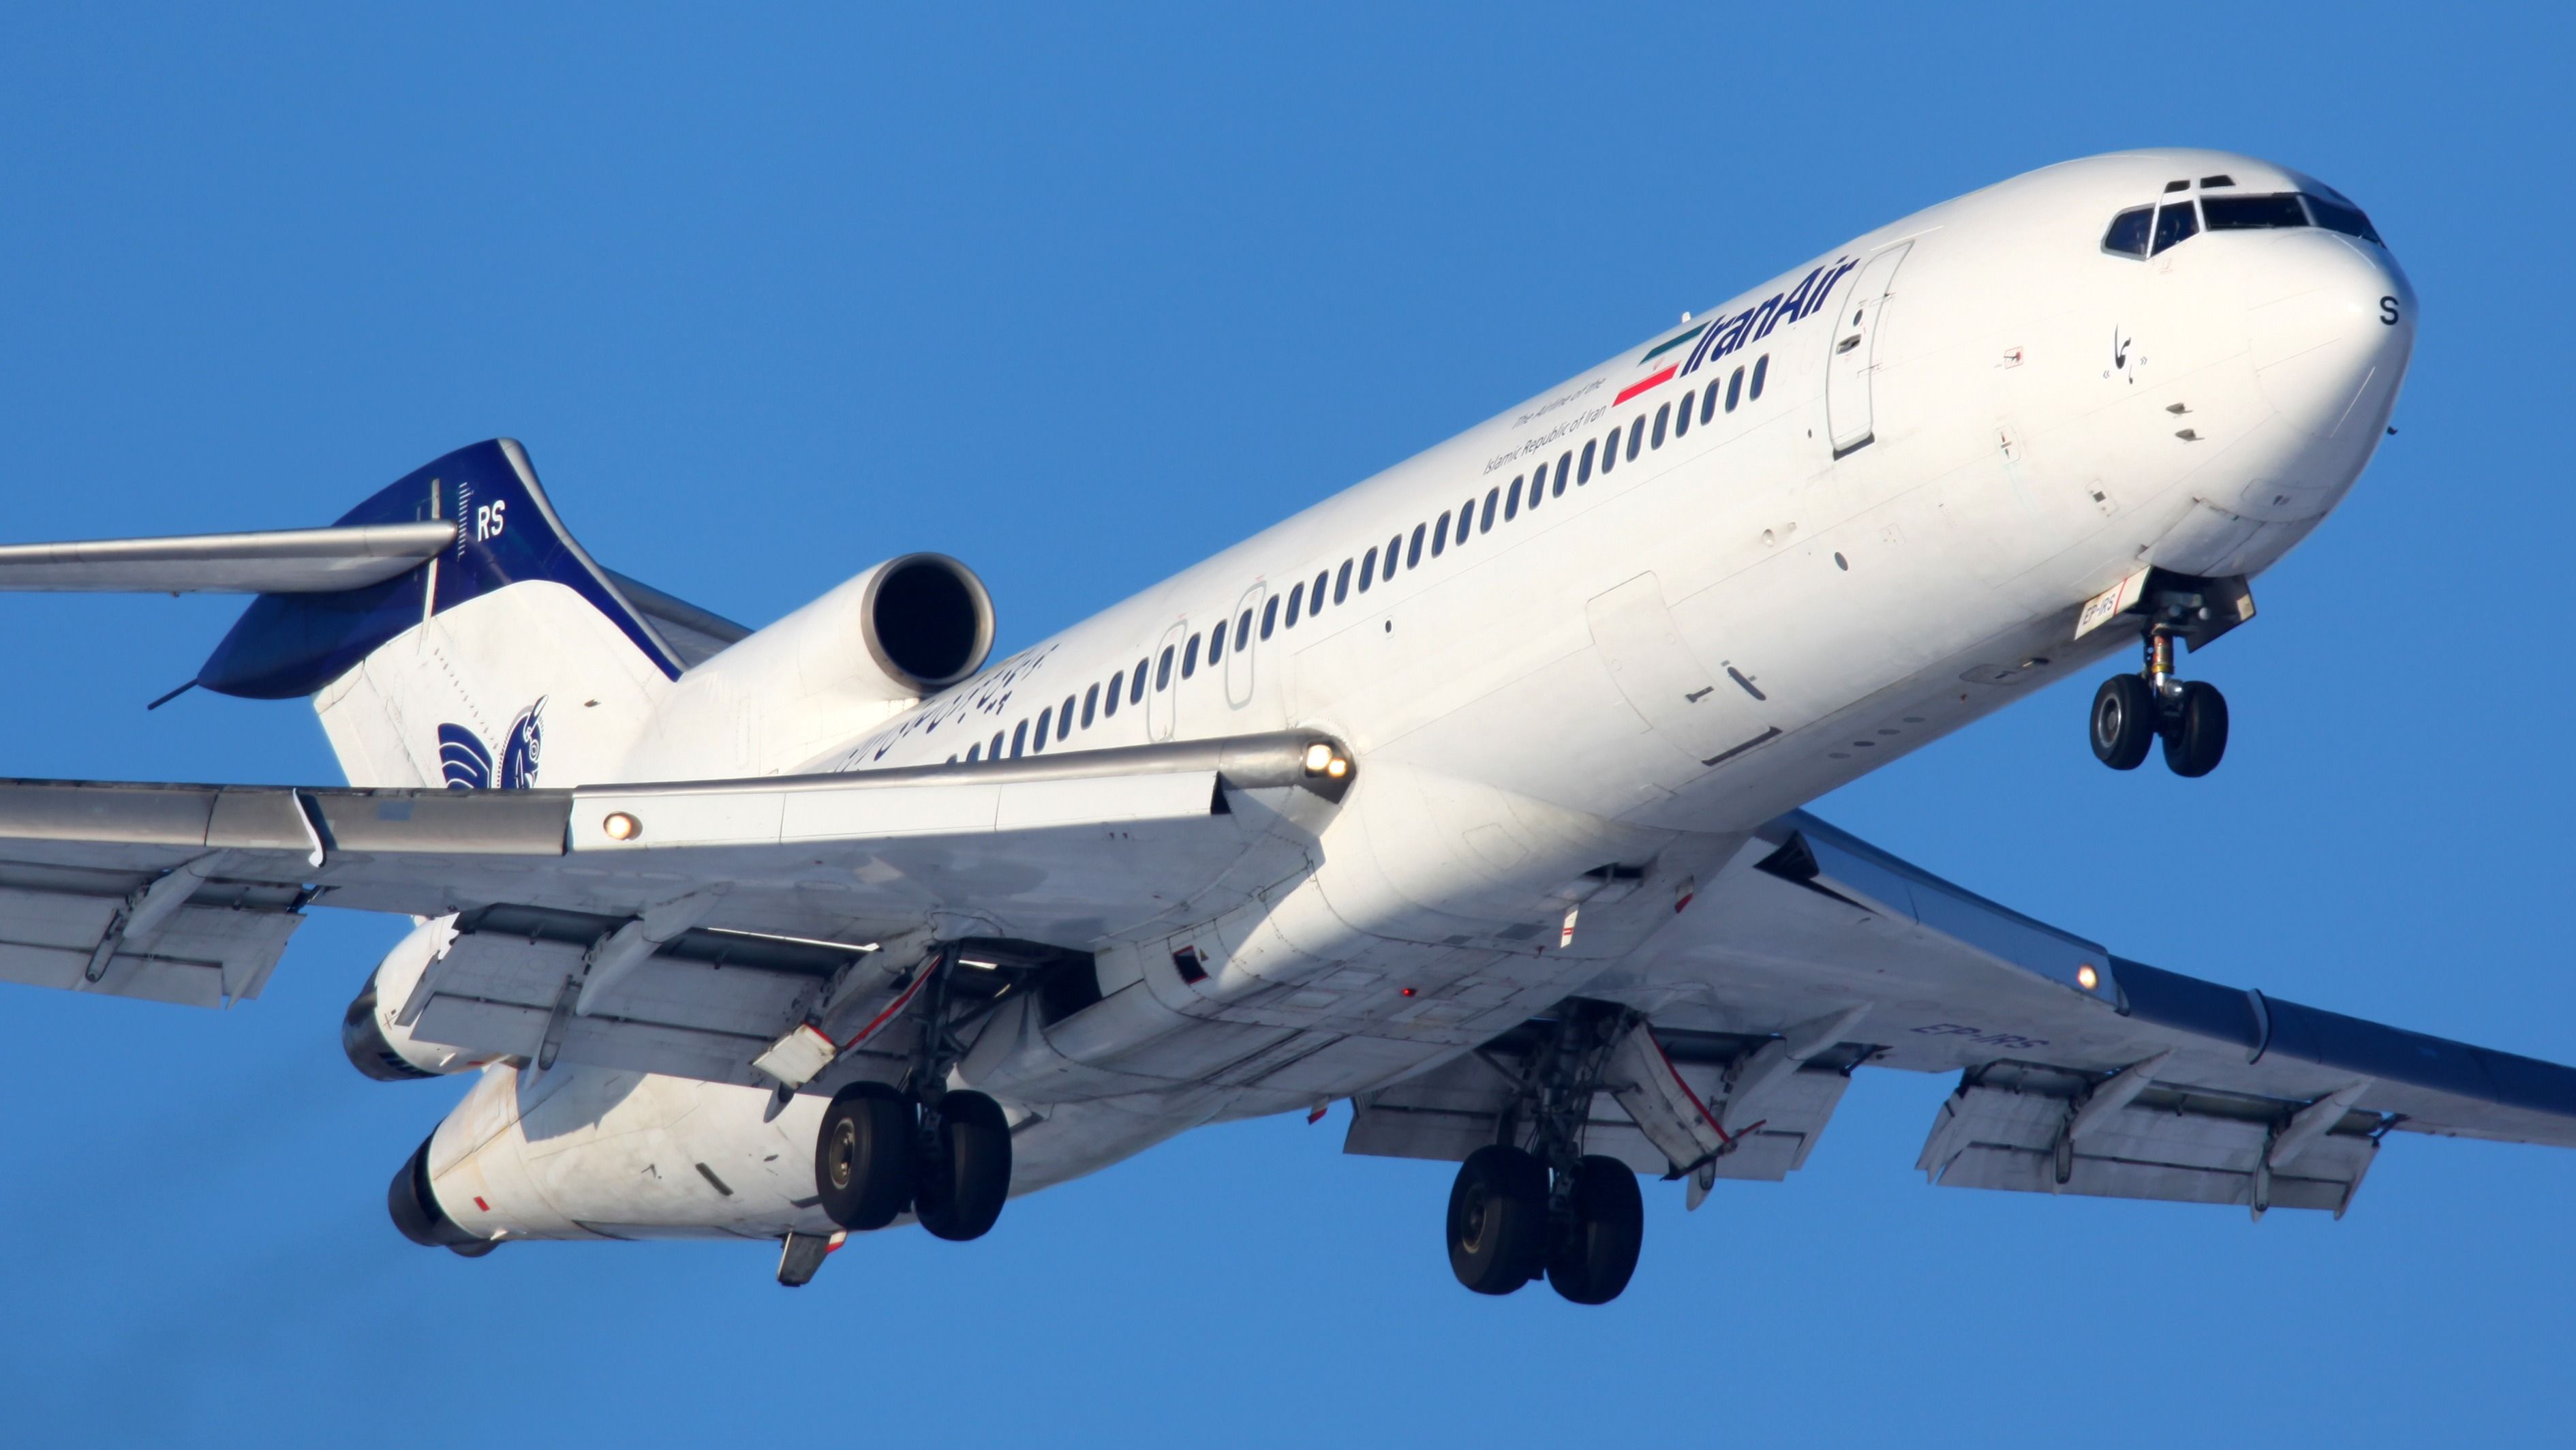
left=0, top=522, right=458, bottom=593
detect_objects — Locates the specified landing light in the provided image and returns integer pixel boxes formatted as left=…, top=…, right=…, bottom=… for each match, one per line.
left=602, top=811, right=641, bottom=842
left=1303, top=743, right=1334, bottom=772
left=2076, top=963, right=2100, bottom=991
left=1325, top=757, right=1349, bottom=780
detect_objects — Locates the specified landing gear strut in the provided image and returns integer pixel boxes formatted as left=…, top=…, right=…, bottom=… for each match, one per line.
left=812, top=943, right=1014, bottom=1241
left=1443, top=1003, right=1646, bottom=1305
left=2091, top=628, right=2228, bottom=778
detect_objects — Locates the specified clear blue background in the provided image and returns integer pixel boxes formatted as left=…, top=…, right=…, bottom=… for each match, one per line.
left=1, top=4, right=2567, bottom=1445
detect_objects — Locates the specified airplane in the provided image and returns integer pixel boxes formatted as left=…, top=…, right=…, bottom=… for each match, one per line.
left=0, top=147, right=2556, bottom=1306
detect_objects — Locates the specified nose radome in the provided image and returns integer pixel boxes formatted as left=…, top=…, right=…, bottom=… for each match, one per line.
left=2245, top=234, right=2415, bottom=441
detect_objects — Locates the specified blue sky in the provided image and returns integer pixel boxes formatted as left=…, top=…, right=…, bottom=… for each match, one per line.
left=1, top=3, right=2569, bottom=1444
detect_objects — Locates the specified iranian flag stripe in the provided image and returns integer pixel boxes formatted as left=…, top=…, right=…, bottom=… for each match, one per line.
left=1614, top=365, right=1676, bottom=406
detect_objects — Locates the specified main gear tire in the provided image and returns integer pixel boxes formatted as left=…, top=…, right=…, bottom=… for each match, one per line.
left=1447, top=1145, right=1549, bottom=1295
left=816, top=1082, right=915, bottom=1232
left=1545, top=1155, right=1644, bottom=1305
left=2090, top=674, right=2159, bottom=770
left=2162, top=680, right=2229, bottom=778
left=912, top=1089, right=1013, bottom=1242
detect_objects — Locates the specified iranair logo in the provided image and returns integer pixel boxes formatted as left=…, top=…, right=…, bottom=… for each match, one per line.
left=1610, top=255, right=1861, bottom=408
left=438, top=699, right=545, bottom=790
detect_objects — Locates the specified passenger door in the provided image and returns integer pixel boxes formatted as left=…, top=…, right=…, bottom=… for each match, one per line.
left=1146, top=620, right=1186, bottom=742
left=1225, top=584, right=1264, bottom=710
left=1824, top=241, right=1914, bottom=457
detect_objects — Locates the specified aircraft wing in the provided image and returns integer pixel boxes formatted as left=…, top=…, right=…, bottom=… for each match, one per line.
left=1350, top=811, right=2576, bottom=1220
left=0, top=731, right=1351, bottom=1084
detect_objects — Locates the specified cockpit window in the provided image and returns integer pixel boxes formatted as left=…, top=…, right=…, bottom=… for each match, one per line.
left=2203, top=192, right=2309, bottom=230
left=2302, top=194, right=2383, bottom=245
left=2102, top=207, right=2151, bottom=258
left=2151, top=199, right=2199, bottom=255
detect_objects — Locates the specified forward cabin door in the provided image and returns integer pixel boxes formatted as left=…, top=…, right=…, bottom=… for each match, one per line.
left=1824, top=241, right=1914, bottom=457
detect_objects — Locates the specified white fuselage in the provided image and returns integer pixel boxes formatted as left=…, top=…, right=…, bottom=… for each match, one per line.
left=421, top=149, right=2415, bottom=1244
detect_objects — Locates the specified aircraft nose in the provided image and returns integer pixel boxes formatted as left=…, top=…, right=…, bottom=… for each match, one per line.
left=2245, top=232, right=2414, bottom=440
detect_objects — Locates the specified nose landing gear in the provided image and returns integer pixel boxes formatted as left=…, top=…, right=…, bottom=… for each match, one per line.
left=2091, top=629, right=2228, bottom=777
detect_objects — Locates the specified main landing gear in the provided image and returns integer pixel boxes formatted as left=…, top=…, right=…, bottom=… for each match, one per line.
left=813, top=944, right=1013, bottom=1241
left=1445, top=1006, right=1646, bottom=1305
left=2091, top=628, right=2228, bottom=778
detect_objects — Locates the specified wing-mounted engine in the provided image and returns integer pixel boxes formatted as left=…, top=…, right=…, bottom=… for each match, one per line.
left=641, top=554, right=995, bottom=775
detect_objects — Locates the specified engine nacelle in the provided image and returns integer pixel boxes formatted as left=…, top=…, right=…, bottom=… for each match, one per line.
left=643, top=553, right=996, bottom=774
left=389, top=1060, right=840, bottom=1249
left=341, top=918, right=487, bottom=1081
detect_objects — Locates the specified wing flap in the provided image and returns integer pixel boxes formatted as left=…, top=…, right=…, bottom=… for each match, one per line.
left=1614, top=809, right=2576, bottom=1219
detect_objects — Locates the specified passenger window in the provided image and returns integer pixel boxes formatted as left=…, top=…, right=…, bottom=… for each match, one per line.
left=1675, top=391, right=1693, bottom=437
left=1182, top=633, right=1201, bottom=678
left=966, top=742, right=981, bottom=762
left=1155, top=647, right=1174, bottom=690
left=1082, top=684, right=1098, bottom=728
left=1058, top=697, right=1074, bottom=739
left=2301, top=194, right=2382, bottom=244
left=1700, top=384, right=1717, bottom=425
left=1107, top=671, right=1124, bottom=715
left=1554, top=450, right=1571, bottom=495
left=2102, top=205, right=2152, bottom=257
left=1131, top=661, right=1148, bottom=704
left=1726, top=366, right=1743, bottom=411
left=1525, top=464, right=1544, bottom=512
left=990, top=730, right=1004, bottom=757
left=1207, top=623, right=1225, bottom=665
left=1382, top=538, right=1398, bottom=579
left=2151, top=199, right=2199, bottom=254
left=1651, top=402, right=1670, bottom=449
left=1432, top=511, right=1451, bottom=556
left=1750, top=354, right=1768, bottom=399
left=1359, top=546, right=1379, bottom=592
left=1287, top=580, right=1304, bottom=625
left=1504, top=478, right=1521, bottom=522
left=1578, top=439, right=1596, bottom=484
left=1599, top=428, right=1618, bottom=474
left=1011, top=721, right=1028, bottom=757
left=1313, top=569, right=1329, bottom=604
left=1625, top=417, right=1645, bottom=461
left=2203, top=193, right=2307, bottom=230
left=1334, top=559, right=1352, bottom=603
left=1236, top=609, right=1253, bottom=648
left=1459, top=498, right=1476, bottom=539
left=1032, top=707, right=1050, bottom=750
left=1480, top=487, right=1499, bottom=532
left=1260, top=596, right=1278, bottom=638
left=1407, top=523, right=1426, bottom=567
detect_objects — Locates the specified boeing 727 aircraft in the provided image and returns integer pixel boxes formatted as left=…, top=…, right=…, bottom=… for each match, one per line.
left=0, top=149, right=2550, bottom=1304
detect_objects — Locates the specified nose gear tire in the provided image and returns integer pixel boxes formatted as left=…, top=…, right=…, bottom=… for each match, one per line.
left=816, top=1082, right=915, bottom=1231
left=912, top=1089, right=1013, bottom=1242
left=2162, top=680, right=2228, bottom=777
left=1447, top=1145, right=1549, bottom=1295
left=1545, top=1155, right=1644, bottom=1305
left=2090, top=675, right=2158, bottom=770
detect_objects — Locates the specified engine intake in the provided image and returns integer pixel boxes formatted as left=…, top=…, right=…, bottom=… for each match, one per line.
left=861, top=553, right=993, bottom=691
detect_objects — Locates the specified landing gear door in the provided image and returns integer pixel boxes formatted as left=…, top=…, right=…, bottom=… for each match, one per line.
left=1825, top=241, right=1913, bottom=457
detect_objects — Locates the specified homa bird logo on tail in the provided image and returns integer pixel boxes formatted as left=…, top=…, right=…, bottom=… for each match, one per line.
left=437, top=699, right=545, bottom=790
